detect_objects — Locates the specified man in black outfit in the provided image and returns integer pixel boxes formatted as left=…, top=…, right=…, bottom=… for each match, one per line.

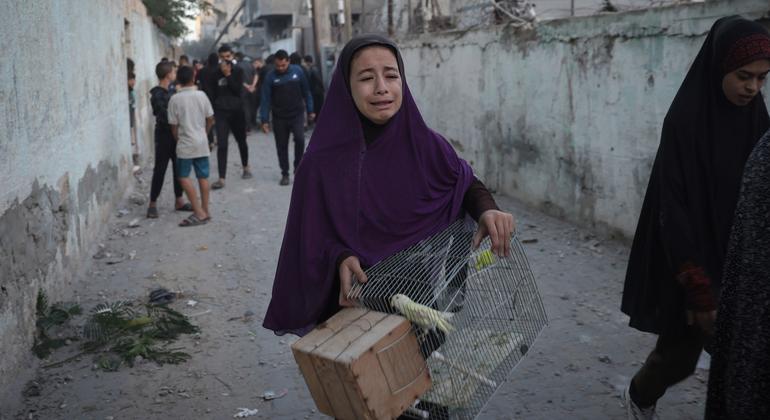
left=209, top=44, right=251, bottom=189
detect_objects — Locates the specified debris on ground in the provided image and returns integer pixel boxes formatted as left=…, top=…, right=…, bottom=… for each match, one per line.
left=233, top=408, right=259, bottom=418
left=598, top=355, right=612, bottom=364
left=22, top=381, right=42, bottom=398
left=186, top=300, right=198, bottom=307
left=127, top=218, right=141, bottom=228
left=81, top=301, right=200, bottom=370
left=92, top=244, right=110, bottom=260
left=116, top=209, right=130, bottom=218
left=32, top=291, right=82, bottom=359
left=260, top=389, right=288, bottom=401
left=129, top=193, right=146, bottom=206
left=227, top=310, right=255, bottom=322
left=521, top=238, right=539, bottom=244
left=148, top=288, right=176, bottom=305
left=32, top=291, right=200, bottom=372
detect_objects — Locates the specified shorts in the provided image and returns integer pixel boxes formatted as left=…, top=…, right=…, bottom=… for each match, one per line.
left=177, top=157, right=210, bottom=179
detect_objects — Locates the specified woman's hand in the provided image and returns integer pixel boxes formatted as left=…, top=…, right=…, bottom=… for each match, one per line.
left=339, top=255, right=368, bottom=307
left=687, top=309, right=717, bottom=337
left=473, top=210, right=516, bottom=257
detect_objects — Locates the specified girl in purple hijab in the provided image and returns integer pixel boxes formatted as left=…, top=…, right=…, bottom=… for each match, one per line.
left=263, top=35, right=515, bottom=336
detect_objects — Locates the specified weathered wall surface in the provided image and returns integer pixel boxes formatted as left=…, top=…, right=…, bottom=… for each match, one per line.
left=0, top=0, right=171, bottom=407
left=126, top=1, right=178, bottom=163
left=399, top=0, right=770, bottom=237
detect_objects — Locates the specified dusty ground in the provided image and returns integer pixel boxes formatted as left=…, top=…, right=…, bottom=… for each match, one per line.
left=7, top=131, right=708, bottom=420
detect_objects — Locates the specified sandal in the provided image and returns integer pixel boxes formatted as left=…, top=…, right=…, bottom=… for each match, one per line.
left=211, top=180, right=225, bottom=190
left=175, top=203, right=194, bottom=212
left=179, top=214, right=208, bottom=227
left=146, top=206, right=159, bottom=219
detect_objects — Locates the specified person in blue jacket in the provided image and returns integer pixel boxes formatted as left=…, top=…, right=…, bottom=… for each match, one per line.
left=260, top=49, right=315, bottom=186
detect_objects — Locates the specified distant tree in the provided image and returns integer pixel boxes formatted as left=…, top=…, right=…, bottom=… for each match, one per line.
left=142, top=0, right=211, bottom=38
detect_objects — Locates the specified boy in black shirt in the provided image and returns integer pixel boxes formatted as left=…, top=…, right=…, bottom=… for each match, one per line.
left=147, top=61, right=190, bottom=218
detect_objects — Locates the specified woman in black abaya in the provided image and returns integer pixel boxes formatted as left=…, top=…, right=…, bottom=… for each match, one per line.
left=620, top=16, right=770, bottom=418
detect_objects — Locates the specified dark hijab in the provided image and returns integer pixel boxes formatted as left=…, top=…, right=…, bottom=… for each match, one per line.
left=621, top=16, right=770, bottom=335
left=263, top=35, right=474, bottom=336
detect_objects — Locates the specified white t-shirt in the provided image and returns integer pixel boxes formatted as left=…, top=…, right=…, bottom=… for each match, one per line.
left=168, top=86, right=214, bottom=159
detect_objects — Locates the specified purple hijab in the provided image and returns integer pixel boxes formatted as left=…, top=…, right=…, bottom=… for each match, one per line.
left=263, top=35, right=474, bottom=336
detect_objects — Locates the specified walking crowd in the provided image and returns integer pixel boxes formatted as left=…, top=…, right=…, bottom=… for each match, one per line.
left=140, top=44, right=325, bottom=227
left=134, top=15, right=770, bottom=420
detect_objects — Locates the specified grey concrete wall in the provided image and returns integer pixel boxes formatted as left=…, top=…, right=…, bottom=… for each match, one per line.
left=126, top=1, right=177, bottom=164
left=0, top=0, right=172, bottom=407
left=398, top=0, right=770, bottom=237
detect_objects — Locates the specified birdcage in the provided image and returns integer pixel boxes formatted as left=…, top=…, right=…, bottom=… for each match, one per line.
left=348, top=218, right=547, bottom=420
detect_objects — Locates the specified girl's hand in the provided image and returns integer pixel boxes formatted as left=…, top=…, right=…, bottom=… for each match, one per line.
left=473, top=210, right=516, bottom=257
left=339, top=255, right=367, bottom=307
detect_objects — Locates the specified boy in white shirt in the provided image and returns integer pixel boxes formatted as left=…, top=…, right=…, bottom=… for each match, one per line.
left=168, top=66, right=215, bottom=227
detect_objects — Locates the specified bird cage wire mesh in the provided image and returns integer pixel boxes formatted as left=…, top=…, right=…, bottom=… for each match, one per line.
left=348, top=218, right=547, bottom=420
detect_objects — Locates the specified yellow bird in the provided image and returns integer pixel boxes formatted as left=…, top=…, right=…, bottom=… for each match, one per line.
left=390, top=294, right=454, bottom=334
left=475, top=249, right=496, bottom=270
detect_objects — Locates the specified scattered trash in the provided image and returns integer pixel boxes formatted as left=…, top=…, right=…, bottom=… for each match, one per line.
left=521, top=238, right=539, bottom=244
left=93, top=244, right=109, bottom=260
left=148, top=288, right=176, bottom=305
left=186, top=300, right=198, bottom=307
left=260, top=389, right=288, bottom=401
left=598, top=355, right=612, bottom=364
left=22, top=381, right=41, bottom=398
left=116, top=209, right=130, bottom=218
left=129, top=251, right=137, bottom=260
left=228, top=310, right=255, bottom=322
left=189, top=309, right=212, bottom=318
left=105, top=256, right=126, bottom=265
left=197, top=245, right=208, bottom=251
left=127, top=218, right=141, bottom=228
left=129, top=193, right=146, bottom=206
left=584, top=240, right=602, bottom=254
left=233, top=408, right=259, bottom=418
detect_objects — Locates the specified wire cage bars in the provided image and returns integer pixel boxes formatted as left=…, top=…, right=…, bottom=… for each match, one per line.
left=348, top=218, right=548, bottom=420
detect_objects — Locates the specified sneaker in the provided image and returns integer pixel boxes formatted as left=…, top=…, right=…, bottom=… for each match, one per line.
left=211, top=180, right=225, bottom=190
left=242, top=169, right=253, bottom=179
left=622, top=385, right=658, bottom=420
left=279, top=175, right=290, bottom=186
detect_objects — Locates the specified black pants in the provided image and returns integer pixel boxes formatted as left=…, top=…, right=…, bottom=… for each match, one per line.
left=273, top=115, right=305, bottom=176
left=150, top=132, right=182, bottom=202
left=215, top=110, right=248, bottom=179
left=631, top=327, right=704, bottom=407
left=312, top=92, right=324, bottom=115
